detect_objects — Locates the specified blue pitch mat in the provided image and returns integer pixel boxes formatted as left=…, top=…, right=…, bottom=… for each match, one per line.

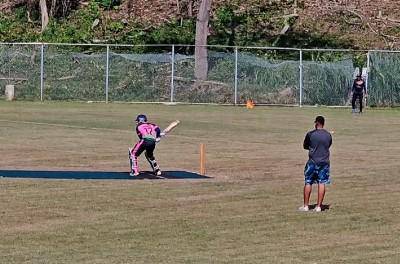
left=0, top=170, right=210, bottom=180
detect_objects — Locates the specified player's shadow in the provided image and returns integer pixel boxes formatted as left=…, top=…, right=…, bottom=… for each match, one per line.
left=0, top=170, right=210, bottom=180
left=309, top=204, right=330, bottom=211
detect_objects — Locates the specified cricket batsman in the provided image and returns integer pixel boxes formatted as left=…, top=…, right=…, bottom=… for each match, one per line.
left=129, top=114, right=162, bottom=176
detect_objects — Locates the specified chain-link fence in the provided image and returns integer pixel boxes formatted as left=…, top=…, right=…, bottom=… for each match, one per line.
left=368, top=51, right=400, bottom=106
left=0, top=44, right=41, bottom=100
left=0, top=43, right=398, bottom=106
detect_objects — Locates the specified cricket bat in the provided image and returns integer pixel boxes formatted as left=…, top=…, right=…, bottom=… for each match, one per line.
left=161, top=120, right=180, bottom=136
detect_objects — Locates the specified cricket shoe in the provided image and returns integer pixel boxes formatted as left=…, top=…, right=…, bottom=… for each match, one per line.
left=130, top=171, right=140, bottom=177
left=154, top=169, right=162, bottom=176
left=313, top=206, right=322, bottom=212
left=298, top=206, right=309, bottom=212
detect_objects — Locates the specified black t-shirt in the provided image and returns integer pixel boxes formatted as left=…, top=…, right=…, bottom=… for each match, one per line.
left=352, top=79, right=366, bottom=94
left=303, top=129, right=332, bottom=165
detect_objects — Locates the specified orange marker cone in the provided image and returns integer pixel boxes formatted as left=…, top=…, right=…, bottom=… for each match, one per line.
left=246, top=99, right=255, bottom=109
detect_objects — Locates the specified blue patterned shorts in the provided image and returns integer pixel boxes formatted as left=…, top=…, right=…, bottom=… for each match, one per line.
left=304, top=160, right=330, bottom=185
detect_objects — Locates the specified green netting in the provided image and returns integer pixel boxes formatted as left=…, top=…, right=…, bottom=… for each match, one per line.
left=44, top=45, right=106, bottom=101
left=237, top=50, right=299, bottom=104
left=0, top=44, right=379, bottom=106
left=368, top=52, right=400, bottom=106
left=174, top=49, right=235, bottom=104
left=0, top=44, right=41, bottom=100
left=302, top=51, right=356, bottom=106
left=109, top=50, right=171, bottom=102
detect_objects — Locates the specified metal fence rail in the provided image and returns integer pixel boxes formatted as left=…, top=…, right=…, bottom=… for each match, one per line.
left=0, top=43, right=399, bottom=106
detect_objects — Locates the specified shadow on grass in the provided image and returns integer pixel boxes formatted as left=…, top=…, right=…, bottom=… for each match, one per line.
left=0, top=170, right=210, bottom=180
left=309, top=204, right=331, bottom=211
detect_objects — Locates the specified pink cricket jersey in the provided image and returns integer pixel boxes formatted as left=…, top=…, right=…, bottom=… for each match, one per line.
left=136, top=123, right=160, bottom=140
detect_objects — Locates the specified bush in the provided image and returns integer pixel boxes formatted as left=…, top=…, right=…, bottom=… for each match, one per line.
left=93, top=0, right=121, bottom=9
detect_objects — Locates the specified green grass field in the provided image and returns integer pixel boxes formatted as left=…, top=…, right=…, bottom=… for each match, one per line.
left=0, top=101, right=399, bottom=263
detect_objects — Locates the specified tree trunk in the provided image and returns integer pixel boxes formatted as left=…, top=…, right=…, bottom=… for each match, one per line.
left=187, top=0, right=193, bottom=17
left=50, top=0, right=57, bottom=17
left=39, top=0, right=49, bottom=32
left=194, top=0, right=212, bottom=81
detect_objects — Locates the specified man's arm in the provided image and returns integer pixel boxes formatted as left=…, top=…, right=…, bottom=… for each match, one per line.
left=154, top=125, right=161, bottom=138
left=303, top=132, right=311, bottom=150
left=362, top=81, right=367, bottom=94
left=136, top=125, right=142, bottom=139
left=351, top=81, right=356, bottom=93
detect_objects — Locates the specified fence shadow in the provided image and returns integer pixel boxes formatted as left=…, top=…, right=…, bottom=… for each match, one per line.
left=0, top=170, right=210, bottom=180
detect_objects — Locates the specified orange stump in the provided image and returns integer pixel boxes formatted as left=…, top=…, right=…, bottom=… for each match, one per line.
left=200, top=143, right=206, bottom=175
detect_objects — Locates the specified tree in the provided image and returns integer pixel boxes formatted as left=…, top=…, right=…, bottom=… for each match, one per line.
left=49, top=0, right=57, bottom=17
left=194, top=0, right=212, bottom=80
left=39, top=0, right=49, bottom=32
left=0, top=0, right=79, bottom=32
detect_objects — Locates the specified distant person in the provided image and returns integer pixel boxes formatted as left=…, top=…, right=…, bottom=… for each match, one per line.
left=129, top=114, right=162, bottom=176
left=299, top=116, right=332, bottom=212
left=351, top=74, right=367, bottom=113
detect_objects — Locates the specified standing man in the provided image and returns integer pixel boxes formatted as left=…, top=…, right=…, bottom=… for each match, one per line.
left=351, top=74, right=367, bottom=113
left=129, top=114, right=162, bottom=177
left=299, top=116, right=332, bottom=212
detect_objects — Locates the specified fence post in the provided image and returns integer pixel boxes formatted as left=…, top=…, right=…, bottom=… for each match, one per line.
left=366, top=51, right=370, bottom=101
left=170, top=45, right=175, bottom=103
left=234, top=47, right=238, bottom=105
left=40, top=44, right=45, bottom=102
left=299, top=49, right=303, bottom=107
left=105, top=45, right=110, bottom=103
